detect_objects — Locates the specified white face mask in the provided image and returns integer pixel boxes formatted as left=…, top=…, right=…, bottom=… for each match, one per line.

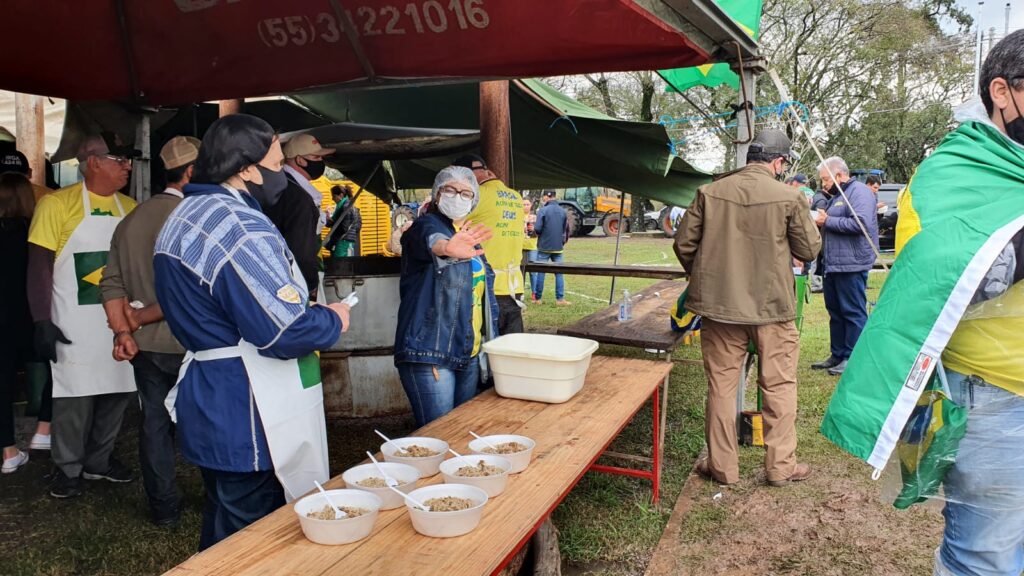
left=438, top=194, right=473, bottom=220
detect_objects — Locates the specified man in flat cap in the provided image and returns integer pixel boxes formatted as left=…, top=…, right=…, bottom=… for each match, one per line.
left=99, top=135, right=199, bottom=524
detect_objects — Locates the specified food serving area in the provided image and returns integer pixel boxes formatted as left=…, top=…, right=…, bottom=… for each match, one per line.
left=164, top=356, right=671, bottom=576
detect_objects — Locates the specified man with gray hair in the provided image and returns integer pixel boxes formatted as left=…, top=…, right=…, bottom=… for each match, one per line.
left=27, top=133, right=138, bottom=498
left=811, top=156, right=878, bottom=376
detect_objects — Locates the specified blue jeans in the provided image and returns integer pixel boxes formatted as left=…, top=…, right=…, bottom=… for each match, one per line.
left=198, top=467, right=285, bottom=551
left=398, top=356, right=480, bottom=427
left=524, top=249, right=538, bottom=293
left=936, top=370, right=1024, bottom=576
left=822, top=271, right=868, bottom=359
left=533, top=251, right=564, bottom=301
left=131, top=351, right=185, bottom=519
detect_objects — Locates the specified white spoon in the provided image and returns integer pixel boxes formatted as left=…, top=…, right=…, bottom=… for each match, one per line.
left=387, top=484, right=429, bottom=511
left=313, top=480, right=348, bottom=519
left=366, top=451, right=399, bottom=488
left=374, top=429, right=404, bottom=455
left=469, top=431, right=500, bottom=452
left=448, top=448, right=476, bottom=468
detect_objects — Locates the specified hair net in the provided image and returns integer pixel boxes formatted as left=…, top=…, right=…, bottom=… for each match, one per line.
left=431, top=165, right=480, bottom=212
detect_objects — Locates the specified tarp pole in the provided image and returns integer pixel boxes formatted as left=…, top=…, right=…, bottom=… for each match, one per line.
left=609, top=191, right=628, bottom=304
left=219, top=99, right=243, bottom=117
left=132, top=113, right=151, bottom=202
left=14, top=93, right=45, bottom=187
left=733, top=65, right=757, bottom=169
left=479, top=81, right=511, bottom=182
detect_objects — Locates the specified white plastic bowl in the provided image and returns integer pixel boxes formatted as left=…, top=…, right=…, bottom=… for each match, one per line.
left=439, top=454, right=512, bottom=497
left=468, top=434, right=536, bottom=474
left=342, top=462, right=421, bottom=510
left=380, top=436, right=449, bottom=477
left=405, top=483, right=489, bottom=538
left=293, top=489, right=382, bottom=545
left=482, top=334, right=598, bottom=403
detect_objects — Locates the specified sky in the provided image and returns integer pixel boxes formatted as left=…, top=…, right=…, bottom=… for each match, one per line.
left=954, top=0, right=1024, bottom=36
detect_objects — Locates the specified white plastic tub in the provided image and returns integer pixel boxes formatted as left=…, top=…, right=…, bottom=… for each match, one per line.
left=467, top=434, right=536, bottom=474
left=439, top=454, right=512, bottom=497
left=405, top=484, right=489, bottom=538
left=482, top=334, right=599, bottom=403
left=342, top=462, right=420, bottom=510
left=293, top=489, right=382, bottom=545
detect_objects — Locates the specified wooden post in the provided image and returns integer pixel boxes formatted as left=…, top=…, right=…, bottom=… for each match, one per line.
left=479, top=81, right=511, bottom=183
left=14, top=93, right=45, bottom=187
left=218, top=99, right=243, bottom=117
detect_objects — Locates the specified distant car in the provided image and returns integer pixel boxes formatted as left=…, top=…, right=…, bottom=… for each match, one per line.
left=876, top=183, right=904, bottom=251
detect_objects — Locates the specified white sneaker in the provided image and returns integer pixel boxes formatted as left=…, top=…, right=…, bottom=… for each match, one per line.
left=2, top=450, right=28, bottom=474
left=29, top=434, right=50, bottom=451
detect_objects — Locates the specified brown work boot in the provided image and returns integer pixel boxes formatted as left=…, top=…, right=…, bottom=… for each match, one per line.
left=555, top=299, right=573, bottom=306
left=767, top=463, right=812, bottom=487
left=694, top=458, right=737, bottom=486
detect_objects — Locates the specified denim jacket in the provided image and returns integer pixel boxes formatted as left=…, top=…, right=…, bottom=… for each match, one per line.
left=395, top=212, right=500, bottom=369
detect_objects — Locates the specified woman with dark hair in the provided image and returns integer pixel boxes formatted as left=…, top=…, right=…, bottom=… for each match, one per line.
left=395, top=166, right=499, bottom=426
left=154, top=114, right=350, bottom=549
left=0, top=172, right=37, bottom=473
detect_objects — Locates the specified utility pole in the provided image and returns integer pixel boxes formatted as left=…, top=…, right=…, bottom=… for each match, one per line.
left=974, top=1, right=985, bottom=94
left=1007, top=2, right=1012, bottom=37
left=989, top=27, right=996, bottom=57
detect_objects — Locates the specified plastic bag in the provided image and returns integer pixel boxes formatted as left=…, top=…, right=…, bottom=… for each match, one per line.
left=892, top=369, right=968, bottom=510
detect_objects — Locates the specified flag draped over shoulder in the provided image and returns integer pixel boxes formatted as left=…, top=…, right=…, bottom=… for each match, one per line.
left=658, top=0, right=762, bottom=92
left=820, top=115, right=1024, bottom=470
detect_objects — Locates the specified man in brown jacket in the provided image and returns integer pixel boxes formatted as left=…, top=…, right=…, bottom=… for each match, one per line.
left=674, top=130, right=821, bottom=487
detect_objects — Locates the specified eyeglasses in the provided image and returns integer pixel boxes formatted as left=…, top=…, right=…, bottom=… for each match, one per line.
left=470, top=164, right=486, bottom=171
left=439, top=185, right=475, bottom=200
left=101, top=154, right=132, bottom=165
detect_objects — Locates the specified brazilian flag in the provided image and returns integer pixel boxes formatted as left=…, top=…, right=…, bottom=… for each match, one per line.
left=821, top=113, right=1024, bottom=470
left=658, top=0, right=762, bottom=92
left=74, top=251, right=108, bottom=306
left=298, top=353, right=321, bottom=390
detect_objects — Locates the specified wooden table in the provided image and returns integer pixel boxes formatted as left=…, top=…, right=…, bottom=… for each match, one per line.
left=524, top=261, right=687, bottom=280
left=557, top=280, right=688, bottom=501
left=164, top=356, right=671, bottom=576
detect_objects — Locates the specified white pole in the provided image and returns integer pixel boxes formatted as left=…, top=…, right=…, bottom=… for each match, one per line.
left=1006, top=2, right=1011, bottom=37
left=975, top=1, right=985, bottom=93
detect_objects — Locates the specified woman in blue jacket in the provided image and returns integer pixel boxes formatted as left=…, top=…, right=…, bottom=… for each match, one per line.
left=395, top=166, right=499, bottom=427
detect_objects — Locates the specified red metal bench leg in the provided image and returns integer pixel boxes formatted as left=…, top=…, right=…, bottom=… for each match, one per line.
left=652, top=384, right=660, bottom=504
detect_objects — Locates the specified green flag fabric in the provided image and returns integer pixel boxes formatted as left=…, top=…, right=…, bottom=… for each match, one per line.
left=820, top=108, right=1024, bottom=470
left=659, top=0, right=763, bottom=92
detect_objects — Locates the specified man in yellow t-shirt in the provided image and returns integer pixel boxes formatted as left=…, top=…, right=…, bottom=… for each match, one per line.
left=455, top=154, right=525, bottom=334
left=27, top=134, right=138, bottom=499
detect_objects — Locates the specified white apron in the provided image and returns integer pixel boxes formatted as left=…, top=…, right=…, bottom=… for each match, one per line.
left=167, top=187, right=329, bottom=501
left=51, top=187, right=136, bottom=398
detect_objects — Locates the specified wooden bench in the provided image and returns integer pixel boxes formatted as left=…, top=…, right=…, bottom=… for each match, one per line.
left=557, top=280, right=689, bottom=502
left=524, top=261, right=686, bottom=280
left=164, top=356, right=672, bottom=576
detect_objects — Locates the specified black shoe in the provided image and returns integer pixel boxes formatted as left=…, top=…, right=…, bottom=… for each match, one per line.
left=828, top=360, right=848, bottom=376
left=811, top=356, right=842, bottom=370
left=82, top=457, right=134, bottom=483
left=152, top=501, right=182, bottom=527
left=50, top=471, right=83, bottom=499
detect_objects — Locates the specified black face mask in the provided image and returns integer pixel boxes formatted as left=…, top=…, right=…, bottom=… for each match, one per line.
left=247, top=165, right=288, bottom=209
left=302, top=158, right=326, bottom=180
left=1000, top=88, right=1024, bottom=146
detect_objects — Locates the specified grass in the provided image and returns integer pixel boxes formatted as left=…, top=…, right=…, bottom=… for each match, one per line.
left=0, top=235, right=941, bottom=576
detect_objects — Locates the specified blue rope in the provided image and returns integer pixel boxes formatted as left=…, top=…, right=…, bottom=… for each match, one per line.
left=548, top=115, right=579, bottom=134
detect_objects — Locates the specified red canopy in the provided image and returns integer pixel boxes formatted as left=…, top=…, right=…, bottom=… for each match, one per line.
left=2, top=1, right=710, bottom=105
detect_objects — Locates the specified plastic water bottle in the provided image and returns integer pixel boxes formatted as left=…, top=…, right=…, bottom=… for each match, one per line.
left=618, top=289, right=633, bottom=322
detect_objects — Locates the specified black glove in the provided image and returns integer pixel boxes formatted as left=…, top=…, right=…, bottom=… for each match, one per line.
left=34, top=320, right=71, bottom=363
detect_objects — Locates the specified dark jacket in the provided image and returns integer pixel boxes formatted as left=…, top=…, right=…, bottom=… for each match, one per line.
left=674, top=164, right=821, bottom=324
left=534, top=201, right=568, bottom=252
left=262, top=174, right=321, bottom=296
left=810, top=190, right=832, bottom=211
left=822, top=180, right=879, bottom=274
left=0, top=217, right=33, bottom=359
left=395, top=212, right=500, bottom=370
left=329, top=199, right=362, bottom=244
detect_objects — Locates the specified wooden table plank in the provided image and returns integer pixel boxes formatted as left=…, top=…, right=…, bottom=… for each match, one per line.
left=524, top=262, right=686, bottom=280
left=558, top=280, right=688, bottom=350
left=168, top=356, right=671, bottom=576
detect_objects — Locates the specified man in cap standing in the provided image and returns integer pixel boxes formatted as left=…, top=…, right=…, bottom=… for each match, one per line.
left=262, top=134, right=336, bottom=300
left=99, top=136, right=198, bottom=524
left=674, top=129, right=821, bottom=487
left=454, top=154, right=526, bottom=334
left=27, top=134, right=138, bottom=498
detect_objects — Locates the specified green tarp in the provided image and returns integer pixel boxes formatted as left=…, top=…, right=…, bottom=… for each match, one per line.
left=292, top=79, right=710, bottom=207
